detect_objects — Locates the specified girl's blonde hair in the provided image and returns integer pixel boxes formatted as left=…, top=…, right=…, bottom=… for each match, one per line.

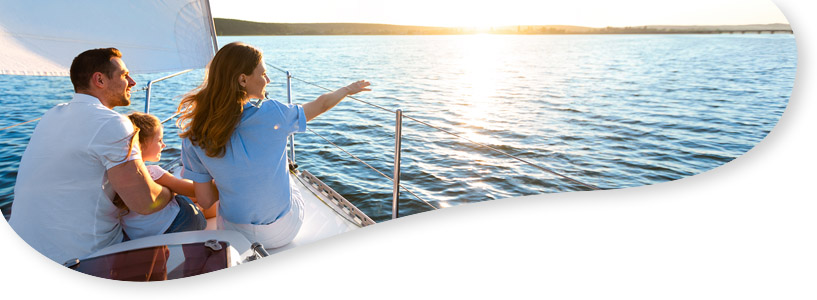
left=113, top=112, right=162, bottom=216
left=127, top=112, right=161, bottom=146
left=177, top=42, right=263, bottom=158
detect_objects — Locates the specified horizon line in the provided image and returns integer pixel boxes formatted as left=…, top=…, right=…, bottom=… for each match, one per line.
left=213, top=17, right=791, bottom=29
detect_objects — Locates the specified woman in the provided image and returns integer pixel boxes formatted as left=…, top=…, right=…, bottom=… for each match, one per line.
left=177, top=42, right=371, bottom=248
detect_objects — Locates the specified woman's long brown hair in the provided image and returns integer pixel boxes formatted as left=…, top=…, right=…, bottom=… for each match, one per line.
left=177, top=42, right=263, bottom=157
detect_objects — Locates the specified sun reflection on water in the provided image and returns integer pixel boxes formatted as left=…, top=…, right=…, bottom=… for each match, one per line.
left=448, top=35, right=508, bottom=148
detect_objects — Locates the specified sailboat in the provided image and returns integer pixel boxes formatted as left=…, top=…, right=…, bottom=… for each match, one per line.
left=0, top=0, right=376, bottom=280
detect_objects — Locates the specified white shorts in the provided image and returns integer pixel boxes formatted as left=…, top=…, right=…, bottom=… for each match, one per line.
left=217, top=180, right=305, bottom=249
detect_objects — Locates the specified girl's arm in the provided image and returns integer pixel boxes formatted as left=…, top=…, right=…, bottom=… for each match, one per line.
left=156, top=173, right=219, bottom=218
left=154, top=172, right=196, bottom=197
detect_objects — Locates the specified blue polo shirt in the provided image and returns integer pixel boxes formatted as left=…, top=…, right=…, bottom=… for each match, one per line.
left=181, top=100, right=306, bottom=225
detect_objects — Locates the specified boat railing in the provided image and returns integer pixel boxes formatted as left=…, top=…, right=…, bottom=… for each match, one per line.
left=143, top=69, right=194, bottom=114
left=269, top=67, right=436, bottom=218
left=264, top=63, right=601, bottom=220
left=1, top=69, right=190, bottom=132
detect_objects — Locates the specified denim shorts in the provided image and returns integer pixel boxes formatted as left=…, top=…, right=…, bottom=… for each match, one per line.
left=164, top=195, right=207, bottom=234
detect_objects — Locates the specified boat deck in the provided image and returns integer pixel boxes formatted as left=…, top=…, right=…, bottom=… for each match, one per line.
left=203, top=170, right=365, bottom=255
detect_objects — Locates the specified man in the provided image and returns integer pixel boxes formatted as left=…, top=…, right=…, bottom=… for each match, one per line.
left=9, top=48, right=173, bottom=264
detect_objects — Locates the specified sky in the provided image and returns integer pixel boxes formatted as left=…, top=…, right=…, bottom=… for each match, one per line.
left=209, top=0, right=789, bottom=28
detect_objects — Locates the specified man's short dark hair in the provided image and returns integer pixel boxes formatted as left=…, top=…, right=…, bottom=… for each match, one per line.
left=69, top=48, right=123, bottom=92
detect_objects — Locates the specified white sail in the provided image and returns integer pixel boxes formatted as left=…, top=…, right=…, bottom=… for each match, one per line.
left=0, top=0, right=217, bottom=76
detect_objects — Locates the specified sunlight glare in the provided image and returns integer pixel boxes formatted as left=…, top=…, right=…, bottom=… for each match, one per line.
left=449, top=35, right=506, bottom=146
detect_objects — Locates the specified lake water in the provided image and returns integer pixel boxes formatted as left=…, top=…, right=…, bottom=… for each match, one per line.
left=0, top=34, right=796, bottom=222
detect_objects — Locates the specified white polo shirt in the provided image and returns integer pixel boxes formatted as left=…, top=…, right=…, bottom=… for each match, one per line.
left=9, top=93, right=140, bottom=264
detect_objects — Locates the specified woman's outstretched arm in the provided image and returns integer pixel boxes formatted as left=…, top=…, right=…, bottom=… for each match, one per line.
left=303, top=80, right=371, bottom=122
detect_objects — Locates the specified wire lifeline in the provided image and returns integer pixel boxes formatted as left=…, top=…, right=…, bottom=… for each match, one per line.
left=265, top=62, right=601, bottom=191
left=161, top=112, right=181, bottom=125
left=265, top=63, right=394, bottom=114
left=401, top=114, right=600, bottom=191
left=1, top=106, right=174, bottom=132
left=1, top=81, right=165, bottom=133
left=306, top=128, right=438, bottom=210
left=0, top=118, right=41, bottom=132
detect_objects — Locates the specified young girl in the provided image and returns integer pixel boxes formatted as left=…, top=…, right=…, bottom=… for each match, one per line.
left=116, top=112, right=216, bottom=240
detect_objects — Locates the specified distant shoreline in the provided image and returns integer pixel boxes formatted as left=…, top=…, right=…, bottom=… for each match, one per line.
left=214, top=18, right=793, bottom=36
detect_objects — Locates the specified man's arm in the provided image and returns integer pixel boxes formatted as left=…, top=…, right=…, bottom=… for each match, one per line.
left=303, top=80, right=371, bottom=122
left=107, top=159, right=172, bottom=215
